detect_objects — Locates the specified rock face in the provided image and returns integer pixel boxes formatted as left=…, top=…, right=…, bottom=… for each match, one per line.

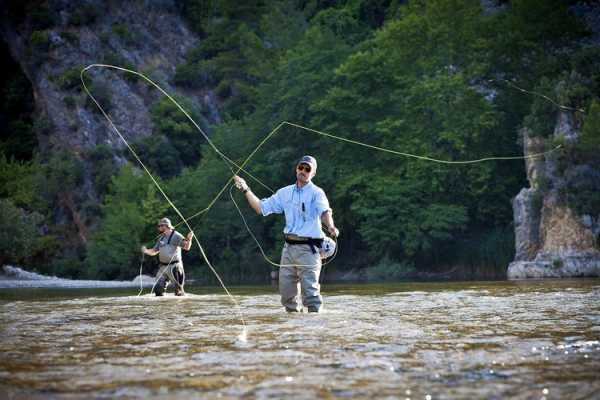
left=0, top=1, right=219, bottom=244
left=1, top=0, right=215, bottom=154
left=508, top=113, right=600, bottom=279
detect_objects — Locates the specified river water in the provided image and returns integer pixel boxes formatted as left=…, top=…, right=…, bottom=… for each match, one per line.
left=1, top=280, right=599, bottom=399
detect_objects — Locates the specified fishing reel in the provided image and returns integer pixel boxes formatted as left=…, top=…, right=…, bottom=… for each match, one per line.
left=320, top=236, right=337, bottom=259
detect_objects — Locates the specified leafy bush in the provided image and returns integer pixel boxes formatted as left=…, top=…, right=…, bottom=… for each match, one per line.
left=29, top=30, right=50, bottom=52
left=38, top=150, right=85, bottom=203
left=174, top=2, right=290, bottom=117
left=0, top=154, right=40, bottom=210
left=112, top=24, right=136, bottom=45
left=129, top=135, right=182, bottom=178
left=577, top=100, right=600, bottom=157
left=454, top=227, right=515, bottom=277
left=0, top=199, right=45, bottom=266
left=150, top=96, right=206, bottom=168
left=310, top=7, right=369, bottom=45
left=88, top=144, right=119, bottom=197
left=523, top=78, right=558, bottom=138
left=86, top=166, right=168, bottom=279
left=51, top=255, right=86, bottom=279
left=54, top=67, right=84, bottom=90
left=366, top=258, right=416, bottom=281
left=173, top=62, right=203, bottom=87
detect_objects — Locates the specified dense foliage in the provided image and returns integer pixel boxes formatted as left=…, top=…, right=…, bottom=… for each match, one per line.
left=1, top=0, right=599, bottom=281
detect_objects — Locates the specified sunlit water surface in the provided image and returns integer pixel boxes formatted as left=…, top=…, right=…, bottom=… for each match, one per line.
left=1, top=280, right=599, bottom=399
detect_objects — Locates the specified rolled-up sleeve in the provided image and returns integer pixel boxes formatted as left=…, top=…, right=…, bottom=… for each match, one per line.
left=260, top=189, right=284, bottom=216
left=314, top=189, right=331, bottom=216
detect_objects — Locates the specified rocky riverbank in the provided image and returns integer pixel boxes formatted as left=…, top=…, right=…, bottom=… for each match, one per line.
left=0, top=265, right=154, bottom=289
left=508, top=113, right=600, bottom=279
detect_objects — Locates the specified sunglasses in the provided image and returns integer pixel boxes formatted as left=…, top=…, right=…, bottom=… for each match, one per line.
left=157, top=224, right=167, bottom=228
left=297, top=164, right=311, bottom=173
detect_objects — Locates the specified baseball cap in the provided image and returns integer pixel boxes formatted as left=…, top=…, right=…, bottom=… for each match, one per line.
left=157, top=217, right=173, bottom=228
left=297, top=155, right=317, bottom=171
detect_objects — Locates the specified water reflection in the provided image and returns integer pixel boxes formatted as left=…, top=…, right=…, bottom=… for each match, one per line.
left=1, top=280, right=599, bottom=398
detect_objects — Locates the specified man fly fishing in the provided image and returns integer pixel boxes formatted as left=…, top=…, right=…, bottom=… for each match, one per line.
left=233, top=155, right=339, bottom=313
left=142, top=217, right=193, bottom=296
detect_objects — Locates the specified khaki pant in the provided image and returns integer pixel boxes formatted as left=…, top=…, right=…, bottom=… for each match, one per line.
left=155, top=262, right=184, bottom=295
left=279, top=243, right=322, bottom=311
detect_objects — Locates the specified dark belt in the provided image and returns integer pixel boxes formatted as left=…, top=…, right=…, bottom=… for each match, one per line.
left=284, top=235, right=323, bottom=254
left=160, top=260, right=181, bottom=266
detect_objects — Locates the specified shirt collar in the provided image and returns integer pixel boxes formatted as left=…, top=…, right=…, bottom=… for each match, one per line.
left=295, top=181, right=314, bottom=191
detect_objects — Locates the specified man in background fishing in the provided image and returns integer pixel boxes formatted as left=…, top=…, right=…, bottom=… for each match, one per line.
left=142, top=217, right=193, bottom=296
left=234, top=155, right=339, bottom=313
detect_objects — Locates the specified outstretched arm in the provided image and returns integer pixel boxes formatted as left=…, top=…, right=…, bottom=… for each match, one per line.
left=233, top=175, right=262, bottom=215
left=182, top=232, right=193, bottom=251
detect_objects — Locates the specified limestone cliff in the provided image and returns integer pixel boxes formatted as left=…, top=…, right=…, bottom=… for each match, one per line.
left=508, top=113, right=600, bottom=279
left=0, top=0, right=218, bottom=243
left=1, top=1, right=215, bottom=152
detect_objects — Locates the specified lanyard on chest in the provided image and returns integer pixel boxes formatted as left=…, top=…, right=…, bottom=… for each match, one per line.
left=292, top=186, right=311, bottom=222
left=162, top=230, right=175, bottom=246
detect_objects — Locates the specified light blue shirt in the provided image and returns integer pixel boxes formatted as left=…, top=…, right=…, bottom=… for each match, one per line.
left=260, top=181, right=331, bottom=239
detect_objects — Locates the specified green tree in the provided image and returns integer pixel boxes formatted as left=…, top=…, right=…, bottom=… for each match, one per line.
left=87, top=144, right=119, bottom=197
left=0, top=154, right=40, bottom=210
left=86, top=166, right=168, bottom=279
left=175, top=0, right=312, bottom=118
left=580, top=100, right=600, bottom=154
left=38, top=150, right=85, bottom=204
left=0, top=199, right=45, bottom=266
left=150, top=96, right=207, bottom=167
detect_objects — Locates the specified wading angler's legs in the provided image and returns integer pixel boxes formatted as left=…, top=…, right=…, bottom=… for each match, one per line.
left=154, top=265, right=170, bottom=296
left=279, top=244, right=301, bottom=311
left=173, top=264, right=185, bottom=296
left=297, top=247, right=322, bottom=312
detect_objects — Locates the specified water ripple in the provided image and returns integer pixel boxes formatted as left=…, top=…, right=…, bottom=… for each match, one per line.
left=1, top=280, right=599, bottom=398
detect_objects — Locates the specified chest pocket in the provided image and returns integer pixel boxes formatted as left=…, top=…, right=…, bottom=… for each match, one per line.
left=305, top=194, right=317, bottom=219
left=301, top=193, right=318, bottom=221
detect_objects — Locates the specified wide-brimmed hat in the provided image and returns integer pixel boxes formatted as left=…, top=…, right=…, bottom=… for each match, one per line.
left=157, top=217, right=173, bottom=229
left=297, top=155, right=317, bottom=171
